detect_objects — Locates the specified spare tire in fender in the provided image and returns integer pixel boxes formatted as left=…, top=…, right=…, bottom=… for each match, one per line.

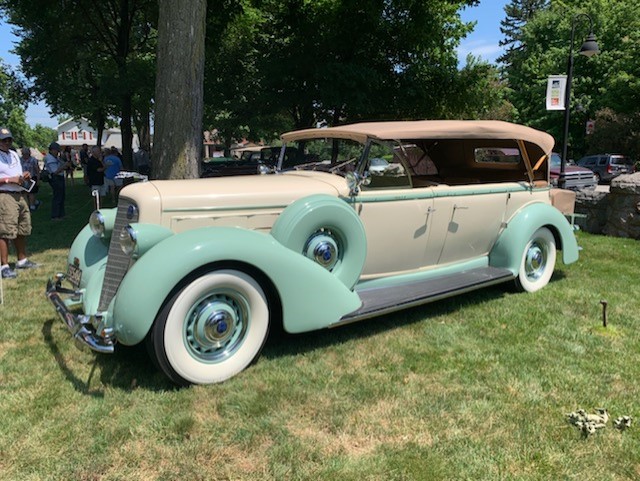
left=271, top=194, right=367, bottom=289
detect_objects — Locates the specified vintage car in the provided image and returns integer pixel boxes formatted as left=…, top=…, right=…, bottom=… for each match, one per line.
left=46, top=120, right=579, bottom=385
left=201, top=146, right=297, bottom=178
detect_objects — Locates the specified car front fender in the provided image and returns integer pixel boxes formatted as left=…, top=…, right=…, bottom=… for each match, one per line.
left=67, top=223, right=109, bottom=291
left=489, top=202, right=579, bottom=275
left=112, top=227, right=362, bottom=346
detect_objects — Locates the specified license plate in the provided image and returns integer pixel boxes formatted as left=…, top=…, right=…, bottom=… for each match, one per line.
left=67, top=263, right=82, bottom=287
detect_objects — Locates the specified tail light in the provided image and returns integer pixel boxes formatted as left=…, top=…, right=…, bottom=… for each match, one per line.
left=607, top=165, right=613, bottom=173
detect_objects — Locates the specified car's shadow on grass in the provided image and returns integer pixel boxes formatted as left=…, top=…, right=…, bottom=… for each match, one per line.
left=261, top=284, right=511, bottom=360
left=42, top=272, right=567, bottom=392
left=42, top=320, right=176, bottom=394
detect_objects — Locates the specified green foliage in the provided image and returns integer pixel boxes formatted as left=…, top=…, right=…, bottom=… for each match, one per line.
left=584, top=108, right=640, bottom=161
left=0, top=58, right=31, bottom=147
left=1, top=184, right=640, bottom=480
left=501, top=0, right=640, bottom=159
left=204, top=0, right=501, bottom=146
left=0, top=0, right=157, bottom=164
left=28, top=124, right=57, bottom=151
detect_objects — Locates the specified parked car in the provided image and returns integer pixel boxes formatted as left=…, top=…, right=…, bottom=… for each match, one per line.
left=201, top=146, right=299, bottom=178
left=548, top=153, right=597, bottom=190
left=576, top=153, right=635, bottom=183
left=201, top=147, right=279, bottom=177
left=46, top=120, right=579, bottom=385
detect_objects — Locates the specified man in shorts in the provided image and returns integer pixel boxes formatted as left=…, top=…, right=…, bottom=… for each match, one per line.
left=0, top=127, right=38, bottom=279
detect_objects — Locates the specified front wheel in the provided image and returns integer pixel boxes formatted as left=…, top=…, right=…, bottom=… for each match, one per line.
left=150, top=269, right=270, bottom=385
left=515, top=227, right=556, bottom=293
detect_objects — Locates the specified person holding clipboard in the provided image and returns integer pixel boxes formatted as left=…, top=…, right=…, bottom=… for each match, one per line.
left=0, top=127, right=39, bottom=279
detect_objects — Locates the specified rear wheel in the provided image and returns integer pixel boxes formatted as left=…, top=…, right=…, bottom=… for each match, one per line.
left=515, top=227, right=556, bottom=293
left=150, top=269, right=270, bottom=385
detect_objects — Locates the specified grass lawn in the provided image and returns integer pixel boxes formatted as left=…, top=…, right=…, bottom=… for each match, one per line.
left=1, top=177, right=639, bottom=480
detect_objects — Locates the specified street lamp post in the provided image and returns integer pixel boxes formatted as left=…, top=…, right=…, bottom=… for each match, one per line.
left=559, top=13, right=599, bottom=189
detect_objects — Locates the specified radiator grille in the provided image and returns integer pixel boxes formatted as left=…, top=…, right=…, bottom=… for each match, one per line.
left=98, top=200, right=139, bottom=311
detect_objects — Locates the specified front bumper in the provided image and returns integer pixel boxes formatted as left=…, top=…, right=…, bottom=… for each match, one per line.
left=45, top=273, right=115, bottom=354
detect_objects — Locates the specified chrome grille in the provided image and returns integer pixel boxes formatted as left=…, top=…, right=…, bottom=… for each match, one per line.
left=98, top=199, right=139, bottom=311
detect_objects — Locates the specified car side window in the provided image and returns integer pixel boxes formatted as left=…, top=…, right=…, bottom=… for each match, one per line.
left=362, top=141, right=412, bottom=189
left=598, top=156, right=607, bottom=166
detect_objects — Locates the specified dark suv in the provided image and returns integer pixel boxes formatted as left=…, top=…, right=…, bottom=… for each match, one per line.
left=549, top=153, right=597, bottom=190
left=576, top=154, right=635, bottom=183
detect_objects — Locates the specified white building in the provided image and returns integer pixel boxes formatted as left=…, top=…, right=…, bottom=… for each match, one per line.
left=56, top=118, right=139, bottom=151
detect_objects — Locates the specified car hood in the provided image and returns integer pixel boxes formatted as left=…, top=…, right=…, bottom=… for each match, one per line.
left=120, top=171, right=350, bottom=224
left=549, top=165, right=592, bottom=175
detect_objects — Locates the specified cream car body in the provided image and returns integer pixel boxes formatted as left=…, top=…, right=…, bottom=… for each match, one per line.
left=47, top=120, right=579, bottom=385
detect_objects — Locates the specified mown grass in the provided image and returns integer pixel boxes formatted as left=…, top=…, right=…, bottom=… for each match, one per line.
left=1, top=178, right=639, bottom=480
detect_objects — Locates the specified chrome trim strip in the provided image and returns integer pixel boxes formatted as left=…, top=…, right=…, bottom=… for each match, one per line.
left=163, top=204, right=288, bottom=213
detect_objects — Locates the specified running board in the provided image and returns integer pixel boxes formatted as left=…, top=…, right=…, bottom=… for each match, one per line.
left=336, top=266, right=514, bottom=326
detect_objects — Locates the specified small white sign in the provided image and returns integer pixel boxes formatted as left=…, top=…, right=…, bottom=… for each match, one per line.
left=546, top=75, right=567, bottom=111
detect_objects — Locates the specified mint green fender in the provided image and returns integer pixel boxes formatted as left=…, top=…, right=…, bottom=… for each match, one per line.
left=489, top=202, right=579, bottom=275
left=66, top=224, right=110, bottom=313
left=67, top=223, right=109, bottom=286
left=111, top=227, right=363, bottom=346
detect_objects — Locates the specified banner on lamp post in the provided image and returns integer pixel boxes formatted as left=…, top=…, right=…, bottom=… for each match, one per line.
left=546, top=75, right=567, bottom=111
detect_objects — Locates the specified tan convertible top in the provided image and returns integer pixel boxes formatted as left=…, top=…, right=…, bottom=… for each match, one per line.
left=281, top=120, right=555, bottom=155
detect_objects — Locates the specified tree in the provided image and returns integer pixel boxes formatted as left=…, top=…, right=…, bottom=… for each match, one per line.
left=153, top=0, right=206, bottom=179
left=28, top=124, right=57, bottom=151
left=500, top=0, right=640, bottom=158
left=498, top=0, right=549, bottom=66
left=204, top=0, right=484, bottom=146
left=1, top=0, right=157, bottom=167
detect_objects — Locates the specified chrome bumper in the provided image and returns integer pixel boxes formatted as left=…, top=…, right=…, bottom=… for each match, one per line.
left=45, top=273, right=115, bottom=354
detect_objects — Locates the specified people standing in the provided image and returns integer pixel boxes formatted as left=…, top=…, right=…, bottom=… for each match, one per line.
left=62, top=146, right=75, bottom=186
left=79, top=143, right=90, bottom=184
left=87, top=146, right=105, bottom=196
left=44, top=142, right=70, bottom=221
left=0, top=127, right=38, bottom=279
left=20, top=147, right=41, bottom=211
left=103, top=147, right=123, bottom=202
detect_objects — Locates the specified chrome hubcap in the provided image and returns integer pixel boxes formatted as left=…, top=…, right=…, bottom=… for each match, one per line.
left=525, top=241, right=546, bottom=281
left=304, top=230, right=340, bottom=271
left=185, top=293, right=248, bottom=362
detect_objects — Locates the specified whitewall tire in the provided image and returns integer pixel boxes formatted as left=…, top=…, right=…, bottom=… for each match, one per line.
left=151, top=269, right=270, bottom=385
left=515, top=227, right=556, bottom=293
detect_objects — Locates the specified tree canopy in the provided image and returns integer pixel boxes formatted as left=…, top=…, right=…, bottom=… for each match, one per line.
left=500, top=0, right=640, bottom=159
left=204, top=0, right=498, bottom=140
left=3, top=0, right=527, bottom=176
left=0, top=0, right=157, bottom=167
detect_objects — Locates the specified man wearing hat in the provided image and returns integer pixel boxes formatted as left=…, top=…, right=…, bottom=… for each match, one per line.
left=0, top=127, right=38, bottom=279
left=44, top=141, right=71, bottom=220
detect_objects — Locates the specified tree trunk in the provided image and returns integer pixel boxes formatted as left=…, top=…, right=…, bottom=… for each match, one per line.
left=134, top=105, right=152, bottom=152
left=119, top=94, right=134, bottom=170
left=93, top=109, right=105, bottom=147
left=153, top=0, right=207, bottom=179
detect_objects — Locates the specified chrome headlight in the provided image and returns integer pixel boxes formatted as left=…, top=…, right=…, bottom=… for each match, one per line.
left=119, top=225, right=137, bottom=256
left=89, top=211, right=106, bottom=238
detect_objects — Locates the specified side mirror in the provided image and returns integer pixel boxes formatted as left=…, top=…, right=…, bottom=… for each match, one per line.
left=258, top=164, right=274, bottom=175
left=345, top=172, right=370, bottom=196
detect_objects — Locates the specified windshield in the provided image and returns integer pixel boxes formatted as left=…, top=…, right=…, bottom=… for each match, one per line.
left=611, top=155, right=633, bottom=166
left=280, top=137, right=365, bottom=174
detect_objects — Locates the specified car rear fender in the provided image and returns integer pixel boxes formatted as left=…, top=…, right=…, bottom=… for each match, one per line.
left=489, top=202, right=579, bottom=275
left=112, top=227, right=362, bottom=346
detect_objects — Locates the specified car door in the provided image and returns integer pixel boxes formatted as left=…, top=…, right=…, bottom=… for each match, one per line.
left=353, top=148, right=437, bottom=278
left=428, top=186, right=509, bottom=265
